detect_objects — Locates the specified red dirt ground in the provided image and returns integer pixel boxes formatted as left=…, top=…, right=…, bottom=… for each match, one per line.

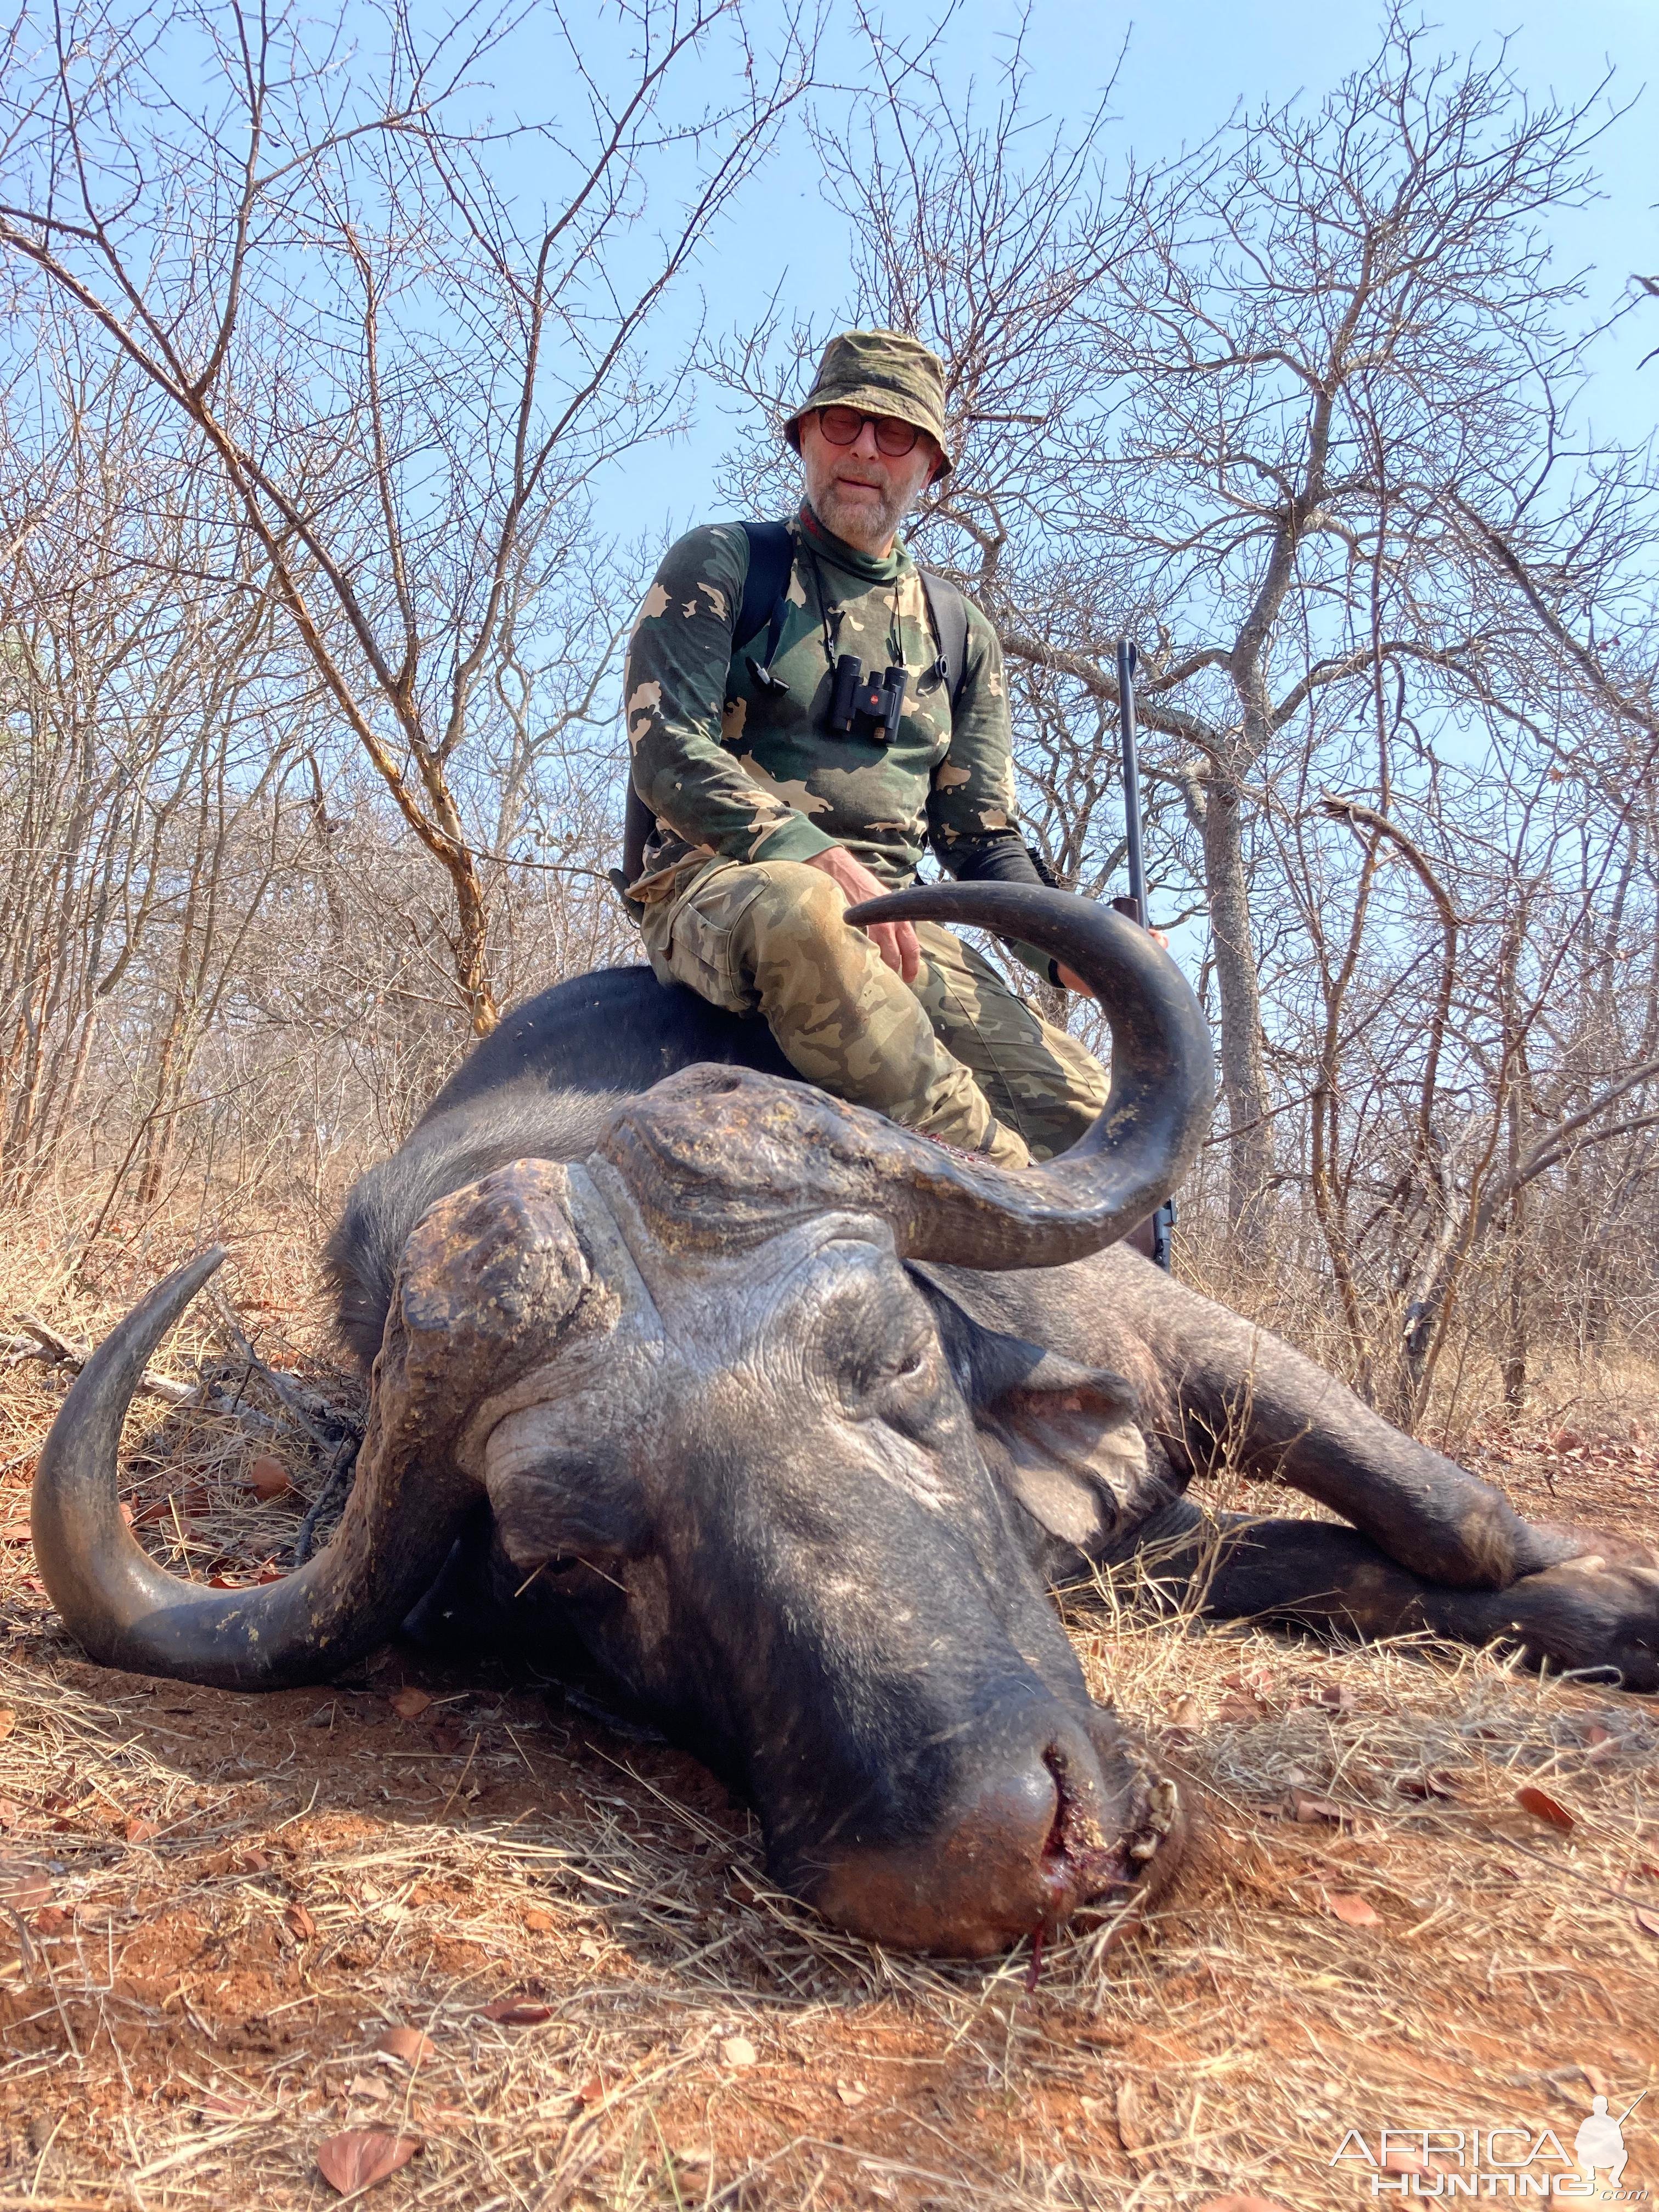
left=1, top=1293, right=1655, bottom=2209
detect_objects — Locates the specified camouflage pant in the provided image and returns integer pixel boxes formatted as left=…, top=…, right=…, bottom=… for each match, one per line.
left=634, top=856, right=1107, bottom=1166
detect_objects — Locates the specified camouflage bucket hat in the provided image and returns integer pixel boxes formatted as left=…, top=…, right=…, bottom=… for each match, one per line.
left=785, top=328, right=953, bottom=479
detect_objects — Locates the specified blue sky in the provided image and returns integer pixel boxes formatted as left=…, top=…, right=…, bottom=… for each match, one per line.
left=605, top=0, right=1658, bottom=542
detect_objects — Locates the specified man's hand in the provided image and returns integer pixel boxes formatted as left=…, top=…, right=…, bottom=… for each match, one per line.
left=806, top=846, right=920, bottom=983
left=1056, top=929, right=1168, bottom=1000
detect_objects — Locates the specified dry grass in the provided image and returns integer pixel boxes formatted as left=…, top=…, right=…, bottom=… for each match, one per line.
left=1180, top=1227, right=1659, bottom=1464
left=0, top=1202, right=1656, bottom=2209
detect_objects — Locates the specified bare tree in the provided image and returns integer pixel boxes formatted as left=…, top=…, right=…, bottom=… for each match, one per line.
left=718, top=11, right=1639, bottom=1238
left=1, top=0, right=1654, bottom=1451
left=0, top=0, right=817, bottom=1032
left=0, top=344, right=318, bottom=1205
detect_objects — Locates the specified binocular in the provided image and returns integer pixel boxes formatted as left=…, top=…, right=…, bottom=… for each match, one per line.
left=827, top=653, right=907, bottom=744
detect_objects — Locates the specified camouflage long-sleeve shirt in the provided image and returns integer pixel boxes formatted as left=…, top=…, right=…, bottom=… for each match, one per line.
left=623, top=504, right=1020, bottom=888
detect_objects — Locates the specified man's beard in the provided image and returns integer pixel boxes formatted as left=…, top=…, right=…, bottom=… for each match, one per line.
left=811, top=469, right=908, bottom=550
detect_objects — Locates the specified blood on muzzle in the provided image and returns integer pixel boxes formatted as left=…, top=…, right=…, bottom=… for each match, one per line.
left=799, top=1699, right=1184, bottom=1957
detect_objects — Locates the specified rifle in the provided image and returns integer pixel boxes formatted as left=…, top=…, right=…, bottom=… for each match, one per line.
left=1111, top=639, right=1177, bottom=1272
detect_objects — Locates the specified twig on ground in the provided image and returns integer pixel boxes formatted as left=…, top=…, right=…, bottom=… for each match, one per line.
left=4, top=1318, right=197, bottom=1406
left=293, top=1436, right=360, bottom=1566
left=207, top=1288, right=358, bottom=1447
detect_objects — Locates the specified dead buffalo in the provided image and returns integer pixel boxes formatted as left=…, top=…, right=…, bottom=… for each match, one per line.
left=30, top=884, right=1659, bottom=1957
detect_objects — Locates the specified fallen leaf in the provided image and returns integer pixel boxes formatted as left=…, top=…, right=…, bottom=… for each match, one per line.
left=315, top=2129, right=421, bottom=2194
left=430, top=1722, right=464, bottom=1755
left=836, top=2080, right=868, bottom=2106
left=375, top=2025, right=435, bottom=2066
left=137, top=1486, right=210, bottom=1526
left=199, top=2091, right=250, bottom=2118
left=119, top=1501, right=134, bottom=1524
left=1584, top=1723, right=1614, bottom=1747
left=0, top=1521, right=31, bottom=1544
left=670, top=2144, right=712, bottom=2168
left=0, top=1798, right=19, bottom=1828
left=1193, top=2198, right=1294, bottom=2212
left=721, top=2035, right=758, bottom=2068
left=577, top=2075, right=603, bottom=2106
left=31, top=1905, right=68, bottom=1935
left=123, top=1815, right=159, bottom=1844
left=1217, top=1696, right=1266, bottom=1723
left=522, top=1907, right=554, bottom=1934
left=1634, top=1907, right=1659, bottom=1940
left=346, top=2073, right=392, bottom=2104
left=481, top=1997, right=552, bottom=2025
left=1222, top=1666, right=1272, bottom=1696
left=246, top=1455, right=293, bottom=1502
left=0, top=1865, right=53, bottom=1909
left=577, top=1936, right=601, bottom=1961
left=1311, top=1684, right=1357, bottom=1712
left=1328, top=1892, right=1380, bottom=1926
left=1396, top=1770, right=1460, bottom=1800
left=1291, top=1790, right=1346, bottom=1825
left=0, top=1711, right=14, bottom=1742
left=1170, top=1696, right=1201, bottom=1726
left=1516, top=1785, right=1574, bottom=1831
left=285, top=1901, right=317, bottom=1941
left=233, top=1848, right=270, bottom=1874
left=391, top=1686, right=432, bottom=1720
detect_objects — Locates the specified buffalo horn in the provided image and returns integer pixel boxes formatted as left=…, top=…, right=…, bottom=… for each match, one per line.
left=600, top=883, right=1211, bottom=1273
left=31, top=1160, right=589, bottom=1689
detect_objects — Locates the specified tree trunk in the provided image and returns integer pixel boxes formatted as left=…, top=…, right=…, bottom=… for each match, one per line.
left=1501, top=1085, right=1528, bottom=1410
left=1501, top=1233, right=1528, bottom=1410
left=1201, top=768, right=1273, bottom=1227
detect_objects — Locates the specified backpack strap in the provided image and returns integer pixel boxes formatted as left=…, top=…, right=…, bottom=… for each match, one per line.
left=620, top=521, right=798, bottom=890
left=734, top=519, right=795, bottom=669
left=918, top=568, right=971, bottom=711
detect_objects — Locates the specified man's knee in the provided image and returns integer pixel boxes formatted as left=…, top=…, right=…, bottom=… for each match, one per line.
left=743, top=859, right=850, bottom=947
left=737, top=861, right=882, bottom=997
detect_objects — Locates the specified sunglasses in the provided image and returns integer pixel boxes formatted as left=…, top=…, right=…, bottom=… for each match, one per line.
left=816, top=405, right=926, bottom=458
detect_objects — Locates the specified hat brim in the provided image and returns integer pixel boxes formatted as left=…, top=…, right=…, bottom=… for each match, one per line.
left=785, top=383, right=952, bottom=479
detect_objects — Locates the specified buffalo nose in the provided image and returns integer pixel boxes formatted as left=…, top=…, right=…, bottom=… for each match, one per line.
left=803, top=1703, right=1183, bottom=1957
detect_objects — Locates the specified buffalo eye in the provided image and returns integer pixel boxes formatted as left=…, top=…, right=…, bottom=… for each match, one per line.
left=827, top=1310, right=945, bottom=1416
left=804, top=1250, right=953, bottom=1420
left=533, top=1553, right=628, bottom=1601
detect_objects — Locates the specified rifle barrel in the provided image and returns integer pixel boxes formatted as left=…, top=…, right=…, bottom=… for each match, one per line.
left=1116, top=639, right=1147, bottom=925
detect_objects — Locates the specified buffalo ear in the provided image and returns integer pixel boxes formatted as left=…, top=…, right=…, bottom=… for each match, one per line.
left=976, top=1350, right=1150, bottom=1557
left=913, top=1274, right=1150, bottom=1558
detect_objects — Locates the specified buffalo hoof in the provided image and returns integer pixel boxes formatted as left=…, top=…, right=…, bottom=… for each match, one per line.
left=1486, top=1554, right=1659, bottom=1691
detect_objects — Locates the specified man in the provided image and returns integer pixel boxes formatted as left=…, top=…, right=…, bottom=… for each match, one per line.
left=621, top=327, right=1106, bottom=1170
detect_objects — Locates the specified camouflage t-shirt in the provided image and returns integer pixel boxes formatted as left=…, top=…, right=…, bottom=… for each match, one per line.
left=623, top=504, right=1019, bottom=888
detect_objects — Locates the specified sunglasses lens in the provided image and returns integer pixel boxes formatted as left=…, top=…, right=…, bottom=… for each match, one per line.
left=816, top=408, right=922, bottom=456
